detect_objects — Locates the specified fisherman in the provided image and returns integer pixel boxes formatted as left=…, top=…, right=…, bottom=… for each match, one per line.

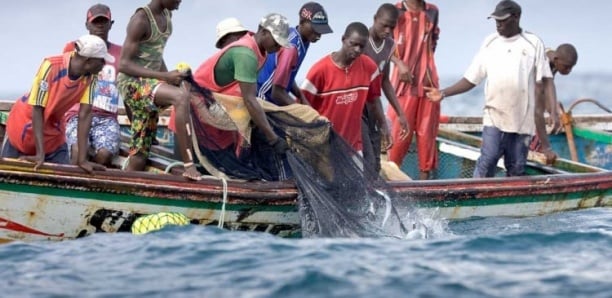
left=116, top=0, right=202, bottom=180
left=254, top=2, right=333, bottom=180
left=362, top=3, right=410, bottom=174
left=530, top=43, right=579, bottom=161
left=424, top=0, right=554, bottom=177
left=63, top=4, right=122, bottom=167
left=386, top=0, right=442, bottom=180
left=187, top=13, right=291, bottom=180
left=301, top=22, right=389, bottom=156
left=2, top=35, right=111, bottom=173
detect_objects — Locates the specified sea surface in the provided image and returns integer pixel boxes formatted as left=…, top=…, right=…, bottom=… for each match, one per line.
left=1, top=74, right=611, bottom=297
left=1, top=208, right=611, bottom=297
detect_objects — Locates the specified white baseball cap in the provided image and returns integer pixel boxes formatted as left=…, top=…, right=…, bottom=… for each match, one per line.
left=75, top=34, right=115, bottom=63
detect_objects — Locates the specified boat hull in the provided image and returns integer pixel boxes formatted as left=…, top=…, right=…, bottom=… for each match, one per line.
left=1, top=160, right=610, bottom=241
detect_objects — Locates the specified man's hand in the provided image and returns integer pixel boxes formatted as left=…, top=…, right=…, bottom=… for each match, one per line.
left=19, top=154, right=45, bottom=171
left=541, top=148, right=558, bottom=165
left=270, top=137, right=290, bottom=155
left=549, top=102, right=563, bottom=134
left=398, top=116, right=410, bottom=141
left=392, top=57, right=412, bottom=84
left=165, top=70, right=188, bottom=86
left=78, top=160, right=107, bottom=174
left=424, top=87, right=444, bottom=102
left=380, top=124, right=393, bottom=151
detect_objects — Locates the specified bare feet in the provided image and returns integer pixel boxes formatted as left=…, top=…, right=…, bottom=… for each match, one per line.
left=183, top=164, right=202, bottom=181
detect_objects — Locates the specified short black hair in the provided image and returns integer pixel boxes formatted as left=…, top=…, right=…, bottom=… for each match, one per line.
left=556, top=43, right=578, bottom=65
left=376, top=3, right=399, bottom=19
left=343, top=22, right=369, bottom=38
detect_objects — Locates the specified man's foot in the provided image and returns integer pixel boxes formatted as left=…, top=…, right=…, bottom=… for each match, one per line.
left=183, top=164, right=202, bottom=181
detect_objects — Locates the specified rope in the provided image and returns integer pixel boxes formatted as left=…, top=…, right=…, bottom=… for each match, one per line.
left=217, top=177, right=228, bottom=228
left=121, top=156, right=130, bottom=171
left=164, top=161, right=183, bottom=174
left=567, top=98, right=612, bottom=114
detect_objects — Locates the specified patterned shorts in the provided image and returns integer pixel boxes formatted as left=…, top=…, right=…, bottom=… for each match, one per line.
left=117, top=77, right=164, bottom=157
left=66, top=114, right=120, bottom=156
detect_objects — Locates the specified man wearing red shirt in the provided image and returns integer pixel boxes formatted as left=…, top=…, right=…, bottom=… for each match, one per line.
left=301, top=22, right=389, bottom=154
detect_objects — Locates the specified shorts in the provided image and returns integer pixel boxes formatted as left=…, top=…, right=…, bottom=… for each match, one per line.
left=1, top=136, right=69, bottom=164
left=66, top=114, right=120, bottom=157
left=117, top=77, right=164, bottom=157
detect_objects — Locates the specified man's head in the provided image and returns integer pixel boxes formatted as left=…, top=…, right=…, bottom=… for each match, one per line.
left=488, top=0, right=522, bottom=37
left=215, top=17, right=248, bottom=49
left=340, top=22, right=369, bottom=64
left=86, top=4, right=113, bottom=41
left=74, top=34, right=115, bottom=75
left=298, top=2, right=333, bottom=43
left=258, top=13, right=290, bottom=53
left=553, top=44, right=578, bottom=75
left=372, top=3, right=399, bottom=40
left=158, top=0, right=182, bottom=11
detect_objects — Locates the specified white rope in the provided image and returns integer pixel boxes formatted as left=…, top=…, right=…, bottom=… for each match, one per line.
left=121, top=156, right=130, bottom=171
left=217, top=177, right=228, bottom=228
left=164, top=161, right=183, bottom=173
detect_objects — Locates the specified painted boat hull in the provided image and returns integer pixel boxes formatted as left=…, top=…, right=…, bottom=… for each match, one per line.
left=1, top=157, right=610, bottom=241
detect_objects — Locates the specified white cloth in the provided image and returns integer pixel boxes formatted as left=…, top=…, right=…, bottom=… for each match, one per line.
left=464, top=31, right=552, bottom=135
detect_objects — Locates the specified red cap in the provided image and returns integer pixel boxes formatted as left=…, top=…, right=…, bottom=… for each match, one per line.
left=86, top=4, right=111, bottom=23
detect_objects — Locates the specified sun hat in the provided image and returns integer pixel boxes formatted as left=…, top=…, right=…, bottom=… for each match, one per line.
left=215, top=17, right=248, bottom=48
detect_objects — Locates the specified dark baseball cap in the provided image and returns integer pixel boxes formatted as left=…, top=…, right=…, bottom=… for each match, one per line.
left=87, top=3, right=111, bottom=23
left=488, top=0, right=521, bottom=20
left=299, top=2, right=332, bottom=34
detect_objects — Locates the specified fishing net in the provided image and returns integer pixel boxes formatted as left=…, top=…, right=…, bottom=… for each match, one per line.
left=182, top=72, right=419, bottom=238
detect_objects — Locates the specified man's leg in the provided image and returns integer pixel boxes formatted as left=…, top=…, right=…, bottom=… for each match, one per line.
left=153, top=83, right=201, bottom=180
left=90, top=115, right=121, bottom=166
left=474, top=126, right=504, bottom=178
left=504, top=133, right=530, bottom=177
left=387, top=94, right=418, bottom=166
left=361, top=117, right=377, bottom=175
left=415, top=96, right=440, bottom=180
left=65, top=116, right=80, bottom=165
left=119, top=78, right=160, bottom=172
left=45, top=143, right=70, bottom=164
left=1, top=136, right=22, bottom=158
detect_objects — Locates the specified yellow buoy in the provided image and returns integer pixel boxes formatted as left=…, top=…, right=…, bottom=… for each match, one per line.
left=131, top=212, right=190, bottom=235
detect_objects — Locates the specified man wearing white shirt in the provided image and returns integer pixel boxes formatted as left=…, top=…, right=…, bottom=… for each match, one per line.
left=424, top=0, right=555, bottom=178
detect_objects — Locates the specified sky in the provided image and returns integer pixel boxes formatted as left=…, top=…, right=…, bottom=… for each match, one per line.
left=0, top=0, right=609, bottom=97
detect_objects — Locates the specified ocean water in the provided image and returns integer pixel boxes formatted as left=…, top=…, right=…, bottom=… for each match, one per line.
left=1, top=208, right=611, bottom=297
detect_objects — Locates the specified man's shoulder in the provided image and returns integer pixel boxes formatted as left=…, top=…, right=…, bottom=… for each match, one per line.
left=359, top=54, right=378, bottom=69
left=481, top=33, right=500, bottom=48
left=521, top=31, right=545, bottom=45
left=425, top=2, right=440, bottom=11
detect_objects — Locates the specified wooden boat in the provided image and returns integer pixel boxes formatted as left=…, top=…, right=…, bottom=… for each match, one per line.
left=440, top=112, right=612, bottom=170
left=0, top=101, right=610, bottom=242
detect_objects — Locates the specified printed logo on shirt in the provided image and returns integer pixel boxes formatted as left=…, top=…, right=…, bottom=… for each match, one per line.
left=335, top=92, right=358, bottom=105
left=39, top=81, right=49, bottom=92
left=93, top=64, right=119, bottom=113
